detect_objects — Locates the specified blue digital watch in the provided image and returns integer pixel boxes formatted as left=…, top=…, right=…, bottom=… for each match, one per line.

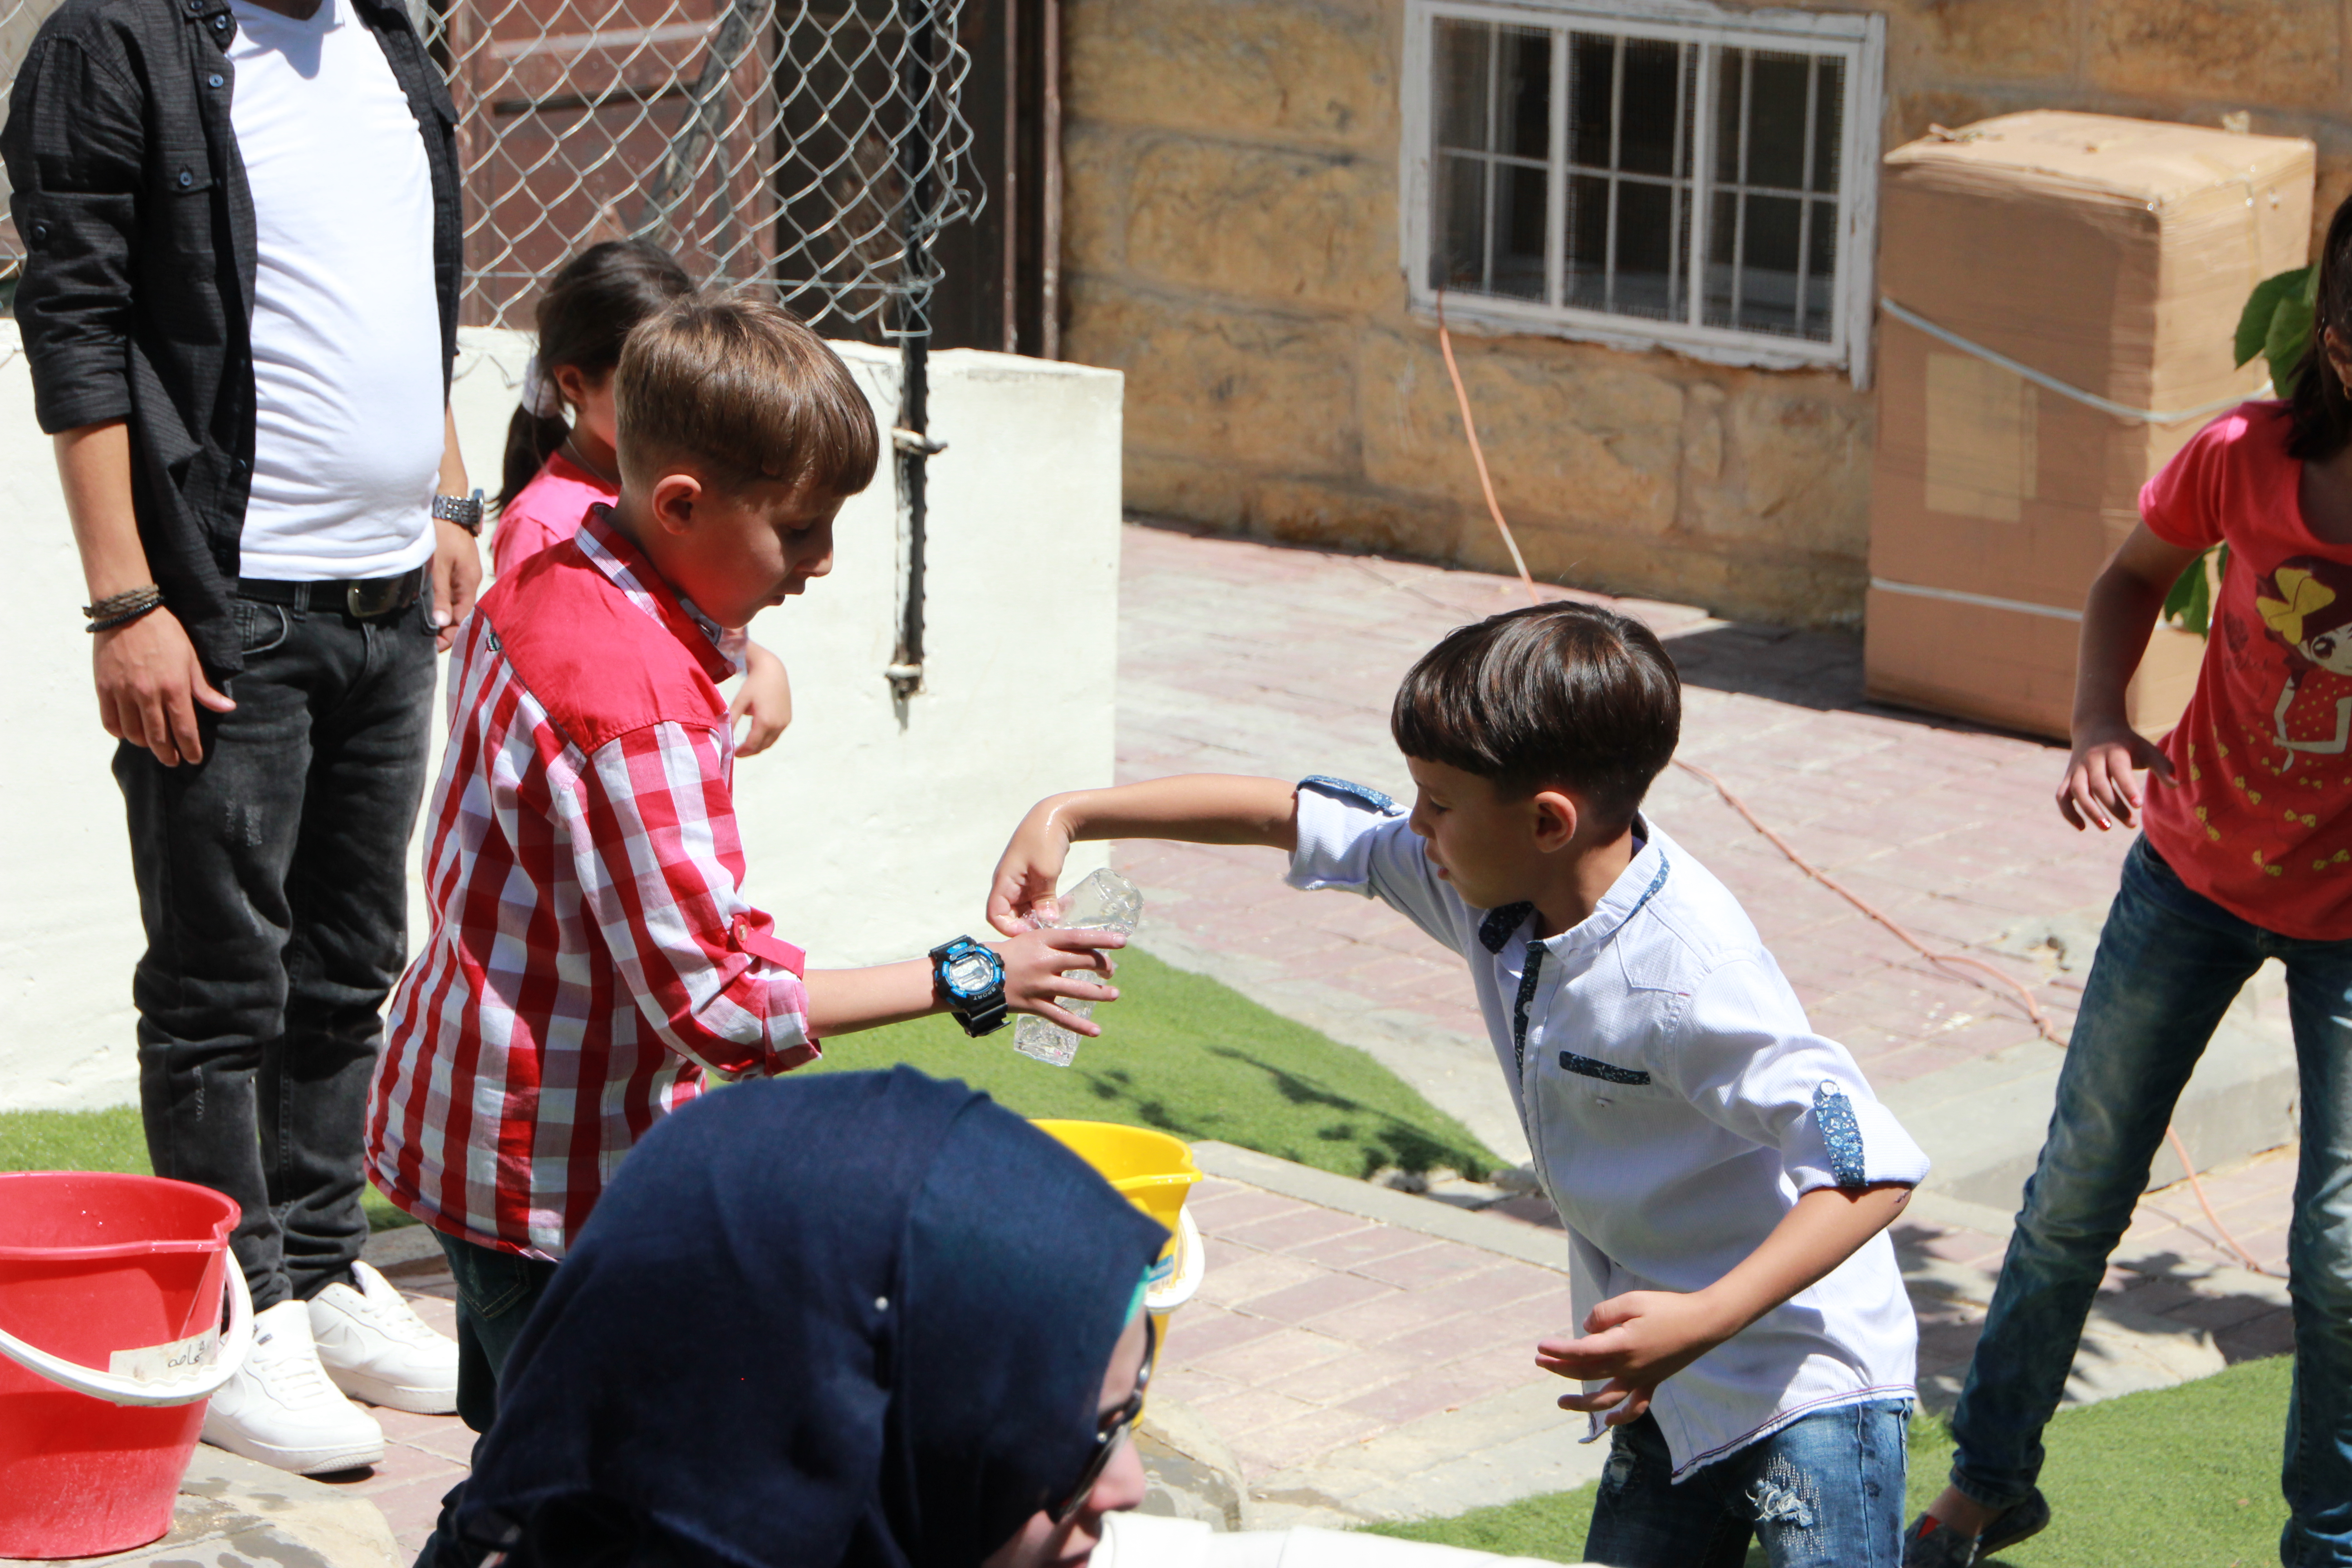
left=929, top=936, right=1009, bottom=1037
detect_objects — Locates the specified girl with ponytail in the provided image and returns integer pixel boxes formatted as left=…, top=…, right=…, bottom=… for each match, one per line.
left=496, top=240, right=794, bottom=753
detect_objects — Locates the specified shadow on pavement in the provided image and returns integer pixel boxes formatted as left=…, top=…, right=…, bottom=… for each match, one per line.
left=1663, top=622, right=2058, bottom=750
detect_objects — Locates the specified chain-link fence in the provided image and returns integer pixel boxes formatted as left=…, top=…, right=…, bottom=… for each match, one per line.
left=441, top=0, right=979, bottom=336
left=0, top=0, right=982, bottom=339
left=0, top=0, right=983, bottom=693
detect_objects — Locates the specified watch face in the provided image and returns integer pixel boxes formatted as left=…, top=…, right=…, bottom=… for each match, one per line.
left=946, top=950, right=997, bottom=998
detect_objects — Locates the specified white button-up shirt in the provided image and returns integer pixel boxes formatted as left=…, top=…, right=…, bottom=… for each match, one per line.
left=1287, top=778, right=1928, bottom=1479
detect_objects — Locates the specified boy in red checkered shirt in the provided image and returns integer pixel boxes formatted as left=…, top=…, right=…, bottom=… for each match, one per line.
left=367, top=296, right=1122, bottom=1430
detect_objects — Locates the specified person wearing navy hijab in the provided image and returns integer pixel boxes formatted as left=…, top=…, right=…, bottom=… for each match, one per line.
left=415, top=1066, right=1168, bottom=1568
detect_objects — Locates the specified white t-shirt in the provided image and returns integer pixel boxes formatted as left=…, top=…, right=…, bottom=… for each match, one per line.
left=229, top=0, right=444, bottom=581
left=1287, top=779, right=1929, bottom=1480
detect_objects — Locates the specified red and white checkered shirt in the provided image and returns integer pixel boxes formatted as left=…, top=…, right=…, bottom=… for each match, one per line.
left=369, top=508, right=815, bottom=1259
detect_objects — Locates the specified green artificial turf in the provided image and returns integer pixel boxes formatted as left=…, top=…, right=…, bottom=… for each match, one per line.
left=807, top=947, right=1499, bottom=1181
left=0, top=948, right=1500, bottom=1240
left=0, top=1107, right=419, bottom=1234
left=0, top=1105, right=152, bottom=1177
left=1369, top=1356, right=2296, bottom=1566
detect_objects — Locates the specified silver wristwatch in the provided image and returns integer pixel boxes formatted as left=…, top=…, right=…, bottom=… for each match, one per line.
left=432, top=489, right=486, bottom=536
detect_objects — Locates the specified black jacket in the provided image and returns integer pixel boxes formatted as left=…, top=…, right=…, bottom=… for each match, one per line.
left=1, top=0, right=463, bottom=676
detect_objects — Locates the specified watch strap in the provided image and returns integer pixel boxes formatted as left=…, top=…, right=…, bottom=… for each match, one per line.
left=432, top=488, right=487, bottom=537
left=956, top=996, right=1009, bottom=1037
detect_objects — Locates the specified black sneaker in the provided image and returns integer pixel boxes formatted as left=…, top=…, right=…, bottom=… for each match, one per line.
left=1978, top=1490, right=2052, bottom=1559
left=1901, top=1512, right=1980, bottom=1568
left=1901, top=1490, right=2051, bottom=1567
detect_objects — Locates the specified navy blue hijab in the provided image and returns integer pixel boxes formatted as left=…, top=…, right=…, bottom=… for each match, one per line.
left=443, top=1068, right=1167, bottom=1568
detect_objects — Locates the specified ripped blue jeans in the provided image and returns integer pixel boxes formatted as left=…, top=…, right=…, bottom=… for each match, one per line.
left=1584, top=1399, right=1910, bottom=1568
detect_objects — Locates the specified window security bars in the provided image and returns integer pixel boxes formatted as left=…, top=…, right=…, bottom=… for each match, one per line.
left=1405, top=0, right=1882, bottom=382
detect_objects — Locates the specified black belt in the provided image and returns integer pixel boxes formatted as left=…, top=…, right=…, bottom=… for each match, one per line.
left=237, top=565, right=426, bottom=621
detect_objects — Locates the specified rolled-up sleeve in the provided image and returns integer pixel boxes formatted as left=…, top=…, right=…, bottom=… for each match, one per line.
left=574, top=722, right=815, bottom=1077
left=1285, top=777, right=1470, bottom=956
left=1, top=32, right=143, bottom=434
left=1660, top=955, right=1929, bottom=1193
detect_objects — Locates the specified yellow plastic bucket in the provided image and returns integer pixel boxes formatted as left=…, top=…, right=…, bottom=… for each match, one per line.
left=1033, top=1121, right=1204, bottom=1315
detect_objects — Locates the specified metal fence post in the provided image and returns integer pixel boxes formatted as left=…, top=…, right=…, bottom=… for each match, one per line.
left=887, top=0, right=942, bottom=701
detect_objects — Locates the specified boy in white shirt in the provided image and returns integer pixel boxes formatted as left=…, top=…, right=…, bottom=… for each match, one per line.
left=990, top=602, right=1927, bottom=1568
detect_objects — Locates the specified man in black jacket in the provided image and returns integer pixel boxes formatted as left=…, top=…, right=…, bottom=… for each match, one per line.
left=5, top=0, right=471, bottom=1475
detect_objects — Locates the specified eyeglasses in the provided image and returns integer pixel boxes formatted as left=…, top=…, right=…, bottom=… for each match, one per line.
left=1051, top=1313, right=1159, bottom=1525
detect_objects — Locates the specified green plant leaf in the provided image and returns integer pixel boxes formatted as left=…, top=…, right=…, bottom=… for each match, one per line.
left=2266, top=288, right=2317, bottom=398
left=2162, top=545, right=2225, bottom=637
left=2237, top=266, right=2310, bottom=368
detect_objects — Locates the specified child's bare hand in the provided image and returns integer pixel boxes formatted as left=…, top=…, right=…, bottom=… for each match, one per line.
left=989, top=801, right=1077, bottom=936
left=2058, top=717, right=2174, bottom=831
left=1536, top=1289, right=1733, bottom=1430
left=994, top=926, right=1123, bottom=1034
left=730, top=642, right=793, bottom=757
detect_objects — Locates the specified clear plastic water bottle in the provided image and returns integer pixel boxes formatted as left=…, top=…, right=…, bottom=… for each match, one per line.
left=1014, top=868, right=1143, bottom=1068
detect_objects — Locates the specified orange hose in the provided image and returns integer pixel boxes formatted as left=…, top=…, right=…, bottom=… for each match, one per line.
left=1436, top=291, right=1539, bottom=604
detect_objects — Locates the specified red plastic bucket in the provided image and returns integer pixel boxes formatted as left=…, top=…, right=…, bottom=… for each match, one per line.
left=0, top=1172, right=253, bottom=1558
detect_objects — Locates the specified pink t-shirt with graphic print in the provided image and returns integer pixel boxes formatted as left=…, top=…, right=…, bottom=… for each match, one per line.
left=2139, top=400, right=2352, bottom=940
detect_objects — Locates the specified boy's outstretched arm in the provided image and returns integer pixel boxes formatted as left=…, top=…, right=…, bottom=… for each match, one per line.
left=1534, top=1181, right=1912, bottom=1429
left=989, top=775, right=1300, bottom=935
left=803, top=927, right=1126, bottom=1038
left=2060, top=522, right=2200, bottom=831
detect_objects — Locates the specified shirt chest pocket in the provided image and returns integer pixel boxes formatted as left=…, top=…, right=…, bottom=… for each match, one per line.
left=146, top=147, right=220, bottom=272
left=150, top=146, right=214, bottom=201
left=1551, top=1048, right=1672, bottom=1112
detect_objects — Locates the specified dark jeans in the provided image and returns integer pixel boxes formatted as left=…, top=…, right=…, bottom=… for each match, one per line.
left=436, top=1229, right=560, bottom=1435
left=124, top=591, right=436, bottom=1312
left=1948, top=837, right=2352, bottom=1566
left=1584, top=1400, right=1911, bottom=1567
left=414, top=1231, right=560, bottom=1568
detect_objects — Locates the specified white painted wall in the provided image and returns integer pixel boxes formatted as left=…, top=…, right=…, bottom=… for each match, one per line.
left=0, top=324, right=1120, bottom=1111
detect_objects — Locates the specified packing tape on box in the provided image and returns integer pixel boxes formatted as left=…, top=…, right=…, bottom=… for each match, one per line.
left=1870, top=577, right=2083, bottom=622
left=1881, top=298, right=2269, bottom=427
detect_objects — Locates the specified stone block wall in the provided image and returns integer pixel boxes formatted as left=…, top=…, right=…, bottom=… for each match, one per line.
left=1059, top=0, right=2350, bottom=626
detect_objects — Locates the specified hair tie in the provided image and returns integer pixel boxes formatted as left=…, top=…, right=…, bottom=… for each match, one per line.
left=521, top=353, right=565, bottom=421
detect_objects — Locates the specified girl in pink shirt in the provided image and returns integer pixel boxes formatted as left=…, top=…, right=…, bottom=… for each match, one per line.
left=1909, top=196, right=2352, bottom=1565
left=497, top=241, right=793, bottom=753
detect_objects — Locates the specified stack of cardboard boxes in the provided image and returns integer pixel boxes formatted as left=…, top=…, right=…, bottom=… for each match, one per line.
left=1867, top=111, right=2313, bottom=740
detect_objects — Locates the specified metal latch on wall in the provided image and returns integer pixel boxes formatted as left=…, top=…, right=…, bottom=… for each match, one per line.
left=886, top=425, right=950, bottom=694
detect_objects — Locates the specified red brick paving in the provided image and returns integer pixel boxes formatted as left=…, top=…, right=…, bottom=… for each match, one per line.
left=306, top=1281, right=467, bottom=1554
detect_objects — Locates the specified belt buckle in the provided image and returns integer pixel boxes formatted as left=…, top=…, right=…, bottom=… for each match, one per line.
left=346, top=576, right=403, bottom=620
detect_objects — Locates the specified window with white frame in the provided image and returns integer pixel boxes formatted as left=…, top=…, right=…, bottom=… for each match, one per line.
left=1402, top=0, right=1884, bottom=382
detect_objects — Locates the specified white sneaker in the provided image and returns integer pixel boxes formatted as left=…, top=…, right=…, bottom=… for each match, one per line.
left=203, top=1298, right=386, bottom=1475
left=310, top=1259, right=462, bottom=1415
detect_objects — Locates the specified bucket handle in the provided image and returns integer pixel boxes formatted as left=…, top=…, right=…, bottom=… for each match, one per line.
left=1145, top=1206, right=1204, bottom=1316
left=0, top=1258, right=253, bottom=1408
